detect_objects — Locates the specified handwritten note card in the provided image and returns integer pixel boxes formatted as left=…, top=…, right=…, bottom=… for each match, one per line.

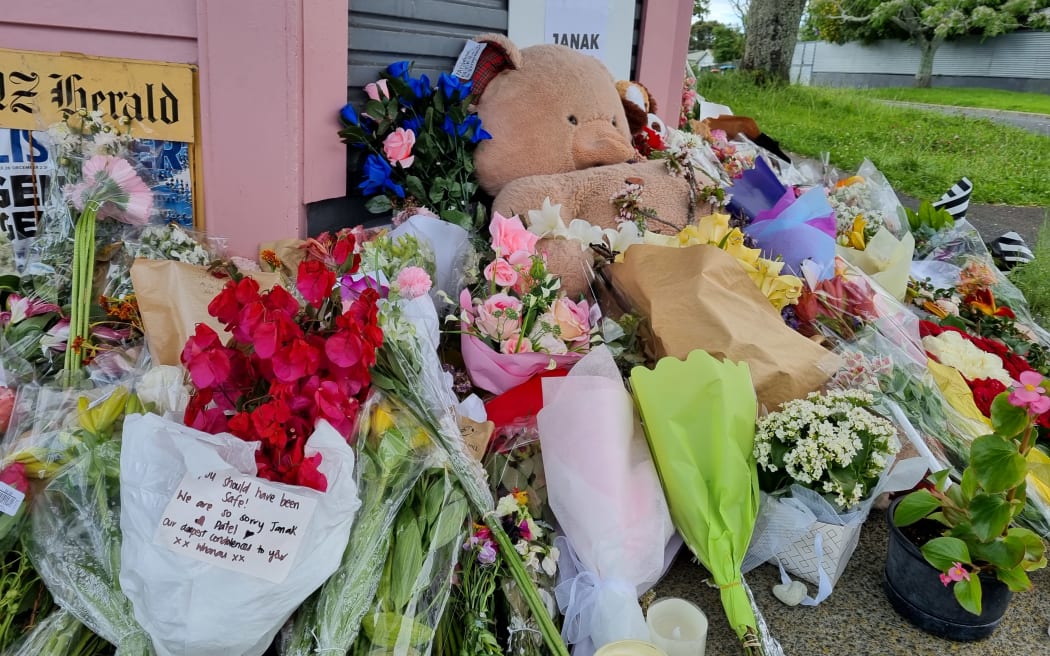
left=154, top=471, right=317, bottom=583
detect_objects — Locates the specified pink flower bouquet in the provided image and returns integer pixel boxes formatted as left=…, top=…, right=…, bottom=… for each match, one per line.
left=456, top=212, right=597, bottom=395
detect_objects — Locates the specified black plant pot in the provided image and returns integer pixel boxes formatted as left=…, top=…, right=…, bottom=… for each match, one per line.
left=883, top=497, right=1013, bottom=641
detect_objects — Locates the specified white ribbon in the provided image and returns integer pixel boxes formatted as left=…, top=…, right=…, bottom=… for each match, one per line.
left=554, top=537, right=650, bottom=656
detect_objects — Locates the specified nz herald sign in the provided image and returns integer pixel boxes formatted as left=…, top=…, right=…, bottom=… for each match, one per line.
left=0, top=47, right=195, bottom=143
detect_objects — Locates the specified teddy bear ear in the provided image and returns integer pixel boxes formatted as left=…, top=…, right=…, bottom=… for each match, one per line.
left=463, top=33, right=522, bottom=98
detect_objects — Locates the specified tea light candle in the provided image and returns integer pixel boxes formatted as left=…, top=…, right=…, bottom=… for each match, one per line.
left=646, top=598, right=709, bottom=656
left=594, top=640, right=669, bottom=656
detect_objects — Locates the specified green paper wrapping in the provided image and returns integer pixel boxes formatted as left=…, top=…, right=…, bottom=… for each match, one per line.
left=631, top=349, right=760, bottom=646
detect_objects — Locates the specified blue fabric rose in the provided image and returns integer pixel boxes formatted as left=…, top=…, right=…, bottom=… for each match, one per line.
left=359, top=153, right=405, bottom=198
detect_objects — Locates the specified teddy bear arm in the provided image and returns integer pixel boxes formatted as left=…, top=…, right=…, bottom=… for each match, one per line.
left=491, top=175, right=585, bottom=223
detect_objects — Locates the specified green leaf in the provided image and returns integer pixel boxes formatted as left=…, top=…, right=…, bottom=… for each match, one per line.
left=1007, top=527, right=1048, bottom=570
left=440, top=209, right=473, bottom=230
left=922, top=536, right=972, bottom=571
left=969, top=493, right=1014, bottom=541
left=365, top=100, right=386, bottom=121
left=995, top=565, right=1032, bottom=593
left=927, top=468, right=951, bottom=492
left=365, top=195, right=393, bottom=214
left=960, top=467, right=978, bottom=501
left=894, top=489, right=941, bottom=526
left=970, top=435, right=1027, bottom=493
left=430, top=493, right=469, bottom=549
left=953, top=576, right=982, bottom=616
left=990, top=393, right=1029, bottom=438
left=391, top=519, right=423, bottom=609
left=404, top=175, right=427, bottom=201
left=0, top=274, right=21, bottom=293
left=970, top=536, right=1024, bottom=570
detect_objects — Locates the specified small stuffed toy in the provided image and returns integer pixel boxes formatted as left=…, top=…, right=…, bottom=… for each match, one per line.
left=616, top=80, right=667, bottom=155
left=465, top=34, right=710, bottom=297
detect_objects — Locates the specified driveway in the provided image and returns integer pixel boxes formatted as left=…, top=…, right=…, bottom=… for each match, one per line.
left=878, top=100, right=1050, bottom=137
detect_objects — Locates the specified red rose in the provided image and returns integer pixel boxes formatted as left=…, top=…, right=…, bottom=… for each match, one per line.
left=968, top=377, right=1007, bottom=418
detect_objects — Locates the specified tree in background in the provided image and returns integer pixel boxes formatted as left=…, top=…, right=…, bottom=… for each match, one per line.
left=808, top=0, right=1050, bottom=87
left=739, top=0, right=808, bottom=83
left=712, top=23, right=746, bottom=62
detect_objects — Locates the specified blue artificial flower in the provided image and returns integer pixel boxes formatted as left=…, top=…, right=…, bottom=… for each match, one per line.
left=401, top=115, right=424, bottom=134
left=339, top=103, right=359, bottom=126
left=359, top=154, right=405, bottom=198
left=460, top=114, right=492, bottom=143
left=408, top=73, right=432, bottom=100
left=438, top=73, right=473, bottom=101
left=442, top=115, right=458, bottom=136
left=386, top=61, right=411, bottom=79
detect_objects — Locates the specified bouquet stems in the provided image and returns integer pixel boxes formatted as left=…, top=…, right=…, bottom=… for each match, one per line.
left=1, top=608, right=110, bottom=656
left=64, top=205, right=98, bottom=375
left=371, top=321, right=569, bottom=656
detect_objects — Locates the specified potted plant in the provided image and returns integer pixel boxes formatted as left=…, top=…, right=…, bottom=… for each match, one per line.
left=886, top=371, right=1049, bottom=640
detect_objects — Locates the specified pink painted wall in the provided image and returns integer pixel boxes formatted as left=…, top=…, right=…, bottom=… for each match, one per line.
left=636, top=0, right=694, bottom=128
left=0, top=0, right=348, bottom=257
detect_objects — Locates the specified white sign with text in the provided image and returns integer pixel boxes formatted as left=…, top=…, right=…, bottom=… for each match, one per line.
left=154, top=470, right=317, bottom=584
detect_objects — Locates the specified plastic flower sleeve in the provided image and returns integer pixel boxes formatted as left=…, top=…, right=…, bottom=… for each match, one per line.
left=537, top=346, right=675, bottom=654
left=368, top=294, right=569, bottom=655
left=21, top=384, right=154, bottom=655
left=352, top=467, right=468, bottom=656
left=280, top=393, right=432, bottom=655
left=118, top=414, right=361, bottom=656
left=2, top=607, right=111, bottom=656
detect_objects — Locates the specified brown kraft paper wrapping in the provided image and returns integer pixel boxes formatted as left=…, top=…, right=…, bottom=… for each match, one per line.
left=608, top=244, right=840, bottom=410
left=131, top=259, right=282, bottom=366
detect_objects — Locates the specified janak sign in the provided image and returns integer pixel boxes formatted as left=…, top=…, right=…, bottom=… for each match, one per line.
left=0, top=48, right=196, bottom=143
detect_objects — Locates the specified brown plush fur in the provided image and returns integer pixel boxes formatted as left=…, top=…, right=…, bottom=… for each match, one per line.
left=469, top=36, right=709, bottom=298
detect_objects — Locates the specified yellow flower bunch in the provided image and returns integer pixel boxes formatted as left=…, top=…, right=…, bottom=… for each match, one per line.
left=646, top=214, right=803, bottom=311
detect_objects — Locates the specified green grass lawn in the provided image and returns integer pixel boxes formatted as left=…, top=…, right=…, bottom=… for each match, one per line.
left=858, top=87, right=1050, bottom=115
left=696, top=75, right=1050, bottom=206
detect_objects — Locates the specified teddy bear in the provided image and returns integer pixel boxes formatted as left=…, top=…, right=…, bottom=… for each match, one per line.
left=465, top=34, right=710, bottom=298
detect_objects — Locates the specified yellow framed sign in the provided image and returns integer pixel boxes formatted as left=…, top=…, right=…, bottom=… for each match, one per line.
left=0, top=47, right=196, bottom=142
left=0, top=47, right=203, bottom=237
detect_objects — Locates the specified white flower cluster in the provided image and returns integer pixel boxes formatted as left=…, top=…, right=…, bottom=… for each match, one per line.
left=827, top=178, right=891, bottom=244
left=527, top=197, right=643, bottom=255
left=754, top=389, right=900, bottom=509
left=128, top=224, right=213, bottom=265
left=47, top=109, right=133, bottom=160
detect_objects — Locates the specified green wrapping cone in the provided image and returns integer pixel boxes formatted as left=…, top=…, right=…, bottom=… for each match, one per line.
left=631, top=349, right=762, bottom=652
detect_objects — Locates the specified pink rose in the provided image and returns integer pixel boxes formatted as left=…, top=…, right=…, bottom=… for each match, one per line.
left=551, top=297, right=590, bottom=343
left=489, top=212, right=539, bottom=257
left=474, top=293, right=522, bottom=341
left=364, top=79, right=390, bottom=101
left=383, top=128, right=416, bottom=168
left=484, top=259, right=519, bottom=289
left=501, top=336, right=534, bottom=354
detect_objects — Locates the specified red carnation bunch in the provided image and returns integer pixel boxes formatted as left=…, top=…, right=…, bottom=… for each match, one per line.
left=181, top=230, right=382, bottom=491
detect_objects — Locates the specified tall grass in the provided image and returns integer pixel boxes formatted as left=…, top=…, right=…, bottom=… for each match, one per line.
left=1008, top=216, right=1050, bottom=327
left=695, top=75, right=1050, bottom=206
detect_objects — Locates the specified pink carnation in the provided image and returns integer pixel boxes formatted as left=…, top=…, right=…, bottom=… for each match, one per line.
left=396, top=266, right=432, bottom=299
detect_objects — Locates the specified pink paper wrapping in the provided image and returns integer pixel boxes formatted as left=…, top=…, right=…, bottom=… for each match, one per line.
left=461, top=333, right=583, bottom=395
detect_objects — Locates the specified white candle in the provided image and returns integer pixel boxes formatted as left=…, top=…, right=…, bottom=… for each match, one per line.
left=594, top=640, right=669, bottom=656
left=646, top=598, right=709, bottom=656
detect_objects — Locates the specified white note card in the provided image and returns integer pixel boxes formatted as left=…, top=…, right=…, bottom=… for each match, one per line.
left=154, top=471, right=317, bottom=583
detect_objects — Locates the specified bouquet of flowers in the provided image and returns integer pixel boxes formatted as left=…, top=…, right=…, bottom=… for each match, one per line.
left=745, top=389, right=921, bottom=601
left=456, top=212, right=597, bottom=395
left=754, top=389, right=900, bottom=510
left=180, top=228, right=382, bottom=489
left=338, top=61, right=491, bottom=231
left=351, top=467, right=468, bottom=656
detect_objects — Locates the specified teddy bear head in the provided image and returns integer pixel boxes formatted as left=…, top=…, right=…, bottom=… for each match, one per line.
left=467, top=34, right=636, bottom=197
